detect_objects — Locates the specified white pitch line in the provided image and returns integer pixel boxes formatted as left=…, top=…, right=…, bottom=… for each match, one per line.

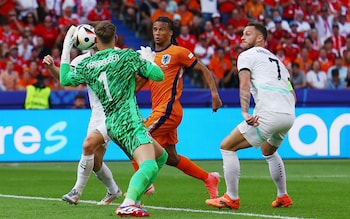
left=0, top=194, right=315, bottom=219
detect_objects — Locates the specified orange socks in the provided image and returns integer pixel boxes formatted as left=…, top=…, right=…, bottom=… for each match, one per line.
left=176, top=155, right=208, bottom=181
left=132, top=155, right=209, bottom=181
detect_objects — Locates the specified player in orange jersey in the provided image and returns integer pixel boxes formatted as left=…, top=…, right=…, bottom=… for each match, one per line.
left=135, top=16, right=223, bottom=199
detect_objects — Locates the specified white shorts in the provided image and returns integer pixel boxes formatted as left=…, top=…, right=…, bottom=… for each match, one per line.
left=87, top=109, right=110, bottom=148
left=238, top=112, right=295, bottom=148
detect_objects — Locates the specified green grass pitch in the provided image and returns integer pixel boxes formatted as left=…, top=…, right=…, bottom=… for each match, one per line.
left=0, top=159, right=349, bottom=219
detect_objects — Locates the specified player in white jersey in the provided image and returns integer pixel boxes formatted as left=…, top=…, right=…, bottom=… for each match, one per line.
left=206, top=22, right=296, bottom=210
left=43, top=49, right=122, bottom=205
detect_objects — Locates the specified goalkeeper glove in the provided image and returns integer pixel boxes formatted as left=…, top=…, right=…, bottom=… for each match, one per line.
left=61, top=25, right=77, bottom=64
left=137, top=46, right=156, bottom=64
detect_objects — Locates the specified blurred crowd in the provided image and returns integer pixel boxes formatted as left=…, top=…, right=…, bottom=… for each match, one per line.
left=1, top=0, right=350, bottom=92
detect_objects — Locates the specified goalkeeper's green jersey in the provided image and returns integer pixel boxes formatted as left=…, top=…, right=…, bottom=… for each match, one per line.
left=60, top=48, right=163, bottom=158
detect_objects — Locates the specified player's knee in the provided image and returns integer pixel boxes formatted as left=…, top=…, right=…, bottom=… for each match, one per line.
left=166, top=155, right=179, bottom=166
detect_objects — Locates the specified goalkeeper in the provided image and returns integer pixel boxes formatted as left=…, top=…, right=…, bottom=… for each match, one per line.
left=59, top=21, right=168, bottom=218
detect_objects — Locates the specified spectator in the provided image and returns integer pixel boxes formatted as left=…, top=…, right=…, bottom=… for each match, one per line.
left=327, top=24, right=346, bottom=55
left=0, top=61, right=20, bottom=90
left=294, top=46, right=313, bottom=73
left=201, top=20, right=222, bottom=48
left=345, top=68, right=350, bottom=88
left=211, top=12, right=225, bottom=36
left=151, top=0, right=173, bottom=24
left=17, top=67, right=36, bottom=90
left=275, top=45, right=292, bottom=69
left=21, top=12, right=38, bottom=32
left=174, top=1, right=193, bottom=27
left=24, top=74, right=51, bottom=109
left=16, top=0, right=39, bottom=20
left=265, top=30, right=279, bottom=54
left=340, top=34, right=350, bottom=57
left=87, top=0, right=111, bottom=22
left=186, top=0, right=200, bottom=15
left=217, top=0, right=236, bottom=25
left=327, top=56, right=348, bottom=82
left=72, top=93, right=87, bottom=109
left=302, top=36, right=320, bottom=60
left=18, top=36, right=34, bottom=62
left=0, top=23, right=21, bottom=47
left=283, top=34, right=300, bottom=62
left=199, top=0, right=218, bottom=24
left=189, top=12, right=203, bottom=39
left=5, top=45, right=27, bottom=76
left=42, top=0, right=63, bottom=21
left=33, top=15, right=60, bottom=50
left=222, top=23, right=242, bottom=50
left=76, top=0, right=98, bottom=23
left=318, top=47, right=333, bottom=73
left=166, top=0, right=178, bottom=14
left=226, top=8, right=249, bottom=36
left=58, top=4, right=80, bottom=36
left=0, top=0, right=16, bottom=24
left=137, top=0, right=156, bottom=42
left=306, top=60, right=328, bottom=89
left=326, top=68, right=347, bottom=89
left=290, top=62, right=307, bottom=89
left=176, top=24, right=197, bottom=53
left=221, top=58, right=239, bottom=88
left=312, top=6, right=334, bottom=44
left=121, top=0, right=139, bottom=27
left=271, top=16, right=290, bottom=45
left=172, top=14, right=181, bottom=38
left=342, top=50, right=350, bottom=69
left=294, top=9, right=311, bottom=36
left=337, top=12, right=350, bottom=38
left=244, top=0, right=265, bottom=20
left=6, top=9, right=25, bottom=34
left=289, top=20, right=304, bottom=47
left=193, top=34, right=215, bottom=66
left=208, top=47, right=232, bottom=88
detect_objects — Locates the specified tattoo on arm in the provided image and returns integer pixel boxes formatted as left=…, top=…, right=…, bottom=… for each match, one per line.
left=239, top=70, right=251, bottom=113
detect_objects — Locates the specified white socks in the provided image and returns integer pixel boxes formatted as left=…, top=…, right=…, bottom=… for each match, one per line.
left=264, top=152, right=287, bottom=197
left=74, top=154, right=94, bottom=194
left=94, top=162, right=120, bottom=194
left=221, top=149, right=240, bottom=199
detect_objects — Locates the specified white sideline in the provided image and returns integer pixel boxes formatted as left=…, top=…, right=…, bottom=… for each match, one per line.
left=0, top=194, right=315, bottom=219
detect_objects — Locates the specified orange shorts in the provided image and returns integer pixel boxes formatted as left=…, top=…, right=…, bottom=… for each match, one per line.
left=144, top=109, right=182, bottom=147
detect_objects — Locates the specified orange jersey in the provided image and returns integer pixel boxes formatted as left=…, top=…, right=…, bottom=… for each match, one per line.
left=149, top=44, right=197, bottom=116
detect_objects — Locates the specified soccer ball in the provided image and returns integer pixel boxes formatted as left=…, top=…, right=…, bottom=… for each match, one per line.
left=74, top=24, right=96, bottom=50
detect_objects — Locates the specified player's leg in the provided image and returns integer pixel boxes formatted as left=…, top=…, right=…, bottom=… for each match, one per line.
left=206, top=126, right=250, bottom=209
left=93, top=145, right=122, bottom=205
left=117, top=143, right=161, bottom=217
left=261, top=113, right=294, bottom=208
left=62, top=131, right=104, bottom=204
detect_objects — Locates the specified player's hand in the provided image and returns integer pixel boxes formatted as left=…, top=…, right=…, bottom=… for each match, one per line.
left=211, top=94, right=222, bottom=112
left=61, top=25, right=77, bottom=64
left=137, top=46, right=156, bottom=63
left=242, top=112, right=259, bottom=127
left=42, top=55, right=54, bottom=66
left=63, top=25, right=77, bottom=50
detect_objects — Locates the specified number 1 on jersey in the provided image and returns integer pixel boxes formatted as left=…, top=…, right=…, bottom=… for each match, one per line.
left=98, top=71, right=113, bottom=101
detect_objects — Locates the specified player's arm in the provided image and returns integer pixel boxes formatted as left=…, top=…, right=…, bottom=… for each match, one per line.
left=193, top=61, right=222, bottom=112
left=288, top=79, right=297, bottom=104
left=42, top=55, right=60, bottom=80
left=239, top=69, right=259, bottom=126
left=59, top=25, right=78, bottom=86
left=135, top=74, right=148, bottom=93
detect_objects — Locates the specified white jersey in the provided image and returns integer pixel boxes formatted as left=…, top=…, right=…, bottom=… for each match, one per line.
left=71, top=52, right=105, bottom=120
left=237, top=46, right=295, bottom=115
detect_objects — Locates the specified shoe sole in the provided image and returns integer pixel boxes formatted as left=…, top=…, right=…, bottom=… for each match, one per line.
left=62, top=196, right=78, bottom=205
